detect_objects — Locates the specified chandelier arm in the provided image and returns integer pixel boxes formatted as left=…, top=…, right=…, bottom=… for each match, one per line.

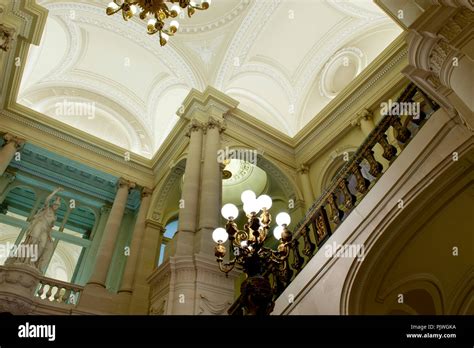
left=218, top=258, right=236, bottom=274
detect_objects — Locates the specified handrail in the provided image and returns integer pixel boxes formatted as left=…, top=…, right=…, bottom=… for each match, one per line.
left=229, top=82, right=439, bottom=314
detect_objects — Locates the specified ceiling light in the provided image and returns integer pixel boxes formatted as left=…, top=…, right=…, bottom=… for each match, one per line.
left=106, top=0, right=211, bottom=46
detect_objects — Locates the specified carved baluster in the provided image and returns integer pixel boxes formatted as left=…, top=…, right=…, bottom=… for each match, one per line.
left=45, top=284, right=53, bottom=301
left=351, top=163, right=370, bottom=194
left=376, top=133, right=397, bottom=161
left=35, top=282, right=43, bottom=297
left=291, top=239, right=304, bottom=271
left=326, top=193, right=343, bottom=225
left=63, top=288, right=72, bottom=304
left=410, top=91, right=427, bottom=125
left=301, top=225, right=315, bottom=257
left=363, top=149, right=383, bottom=177
left=53, top=286, right=62, bottom=302
left=391, top=118, right=411, bottom=143
left=315, top=211, right=330, bottom=245
left=417, top=87, right=435, bottom=111
left=337, top=178, right=356, bottom=210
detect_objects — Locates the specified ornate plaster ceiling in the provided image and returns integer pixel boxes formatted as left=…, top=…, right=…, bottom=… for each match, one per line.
left=17, top=0, right=401, bottom=158
left=222, top=159, right=267, bottom=205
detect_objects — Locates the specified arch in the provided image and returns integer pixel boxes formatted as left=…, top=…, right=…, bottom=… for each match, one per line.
left=317, top=147, right=358, bottom=193
left=3, top=184, right=38, bottom=200
left=340, top=145, right=473, bottom=315
left=377, top=274, right=445, bottom=315
left=448, top=271, right=474, bottom=314
left=149, top=159, right=186, bottom=225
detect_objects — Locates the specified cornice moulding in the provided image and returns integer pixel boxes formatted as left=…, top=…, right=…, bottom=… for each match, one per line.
left=179, top=86, right=239, bottom=121
left=294, top=33, right=408, bottom=144
left=293, top=35, right=409, bottom=164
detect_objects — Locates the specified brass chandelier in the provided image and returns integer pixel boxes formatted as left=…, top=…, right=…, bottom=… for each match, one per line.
left=212, top=190, right=298, bottom=315
left=106, top=0, right=211, bottom=46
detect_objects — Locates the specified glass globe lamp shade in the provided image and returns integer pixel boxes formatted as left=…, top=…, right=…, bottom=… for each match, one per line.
left=212, top=228, right=228, bottom=243
left=221, top=203, right=238, bottom=220
left=169, top=20, right=179, bottom=33
left=240, top=190, right=256, bottom=204
left=256, top=194, right=272, bottom=210
left=107, top=2, right=119, bottom=10
left=170, top=4, right=181, bottom=16
left=276, top=212, right=291, bottom=226
left=243, top=199, right=259, bottom=215
left=273, top=225, right=283, bottom=240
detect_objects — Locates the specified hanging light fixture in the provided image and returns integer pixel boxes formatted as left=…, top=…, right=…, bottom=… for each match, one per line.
left=106, top=0, right=211, bottom=46
left=212, top=190, right=299, bottom=315
left=222, top=159, right=232, bottom=180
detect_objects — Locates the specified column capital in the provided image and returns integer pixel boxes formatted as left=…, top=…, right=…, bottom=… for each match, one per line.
left=100, top=205, right=112, bottom=214
left=351, top=109, right=373, bottom=127
left=297, top=164, right=310, bottom=175
left=204, top=117, right=226, bottom=134
left=185, top=119, right=204, bottom=138
left=141, top=187, right=153, bottom=198
left=117, top=177, right=136, bottom=190
left=3, top=133, right=25, bottom=150
left=3, top=169, right=16, bottom=183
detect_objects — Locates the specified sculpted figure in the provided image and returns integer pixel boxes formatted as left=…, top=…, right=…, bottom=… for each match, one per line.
left=7, top=187, right=62, bottom=272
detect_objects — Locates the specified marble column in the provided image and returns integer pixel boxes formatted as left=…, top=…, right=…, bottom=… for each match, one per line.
left=119, top=187, right=153, bottom=295
left=297, top=164, right=315, bottom=210
left=87, top=178, right=135, bottom=288
left=174, top=119, right=203, bottom=256
left=0, top=134, right=24, bottom=176
left=196, top=117, right=225, bottom=255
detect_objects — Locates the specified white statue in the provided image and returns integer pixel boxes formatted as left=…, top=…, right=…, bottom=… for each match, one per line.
left=7, top=187, right=62, bottom=272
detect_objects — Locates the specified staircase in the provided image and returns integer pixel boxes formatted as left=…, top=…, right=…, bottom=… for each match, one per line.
left=229, top=82, right=441, bottom=315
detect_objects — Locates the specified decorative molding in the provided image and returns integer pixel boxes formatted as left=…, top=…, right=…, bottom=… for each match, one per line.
left=295, top=41, right=408, bottom=158
left=297, top=164, right=310, bottom=175
left=215, top=0, right=282, bottom=89
left=117, top=177, right=136, bottom=191
left=185, top=119, right=204, bottom=137
left=350, top=108, right=373, bottom=128
left=205, top=117, right=226, bottom=133
left=0, top=23, right=15, bottom=52
left=198, top=294, right=232, bottom=315
left=2, top=133, right=25, bottom=150
left=319, top=47, right=366, bottom=99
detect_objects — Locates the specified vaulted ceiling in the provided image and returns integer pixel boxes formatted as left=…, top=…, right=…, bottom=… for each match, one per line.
left=17, top=0, right=401, bottom=158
